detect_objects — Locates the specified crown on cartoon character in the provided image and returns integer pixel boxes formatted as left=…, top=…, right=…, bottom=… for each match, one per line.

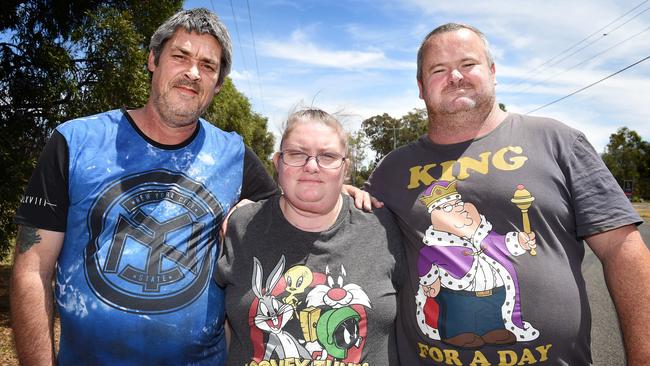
left=419, top=180, right=462, bottom=212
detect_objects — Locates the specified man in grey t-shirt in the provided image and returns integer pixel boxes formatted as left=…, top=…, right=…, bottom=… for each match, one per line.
left=365, top=23, right=650, bottom=365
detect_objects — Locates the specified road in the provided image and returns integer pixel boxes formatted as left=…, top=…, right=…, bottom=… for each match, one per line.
left=585, top=222, right=650, bottom=365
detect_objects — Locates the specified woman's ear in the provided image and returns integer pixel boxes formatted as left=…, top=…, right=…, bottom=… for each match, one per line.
left=272, top=152, right=281, bottom=171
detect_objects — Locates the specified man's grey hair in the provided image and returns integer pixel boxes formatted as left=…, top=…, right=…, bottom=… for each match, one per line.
left=150, top=8, right=232, bottom=86
left=416, top=23, right=494, bottom=82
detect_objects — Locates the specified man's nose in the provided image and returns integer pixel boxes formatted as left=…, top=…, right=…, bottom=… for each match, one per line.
left=185, top=63, right=201, bottom=81
left=448, top=69, right=463, bottom=84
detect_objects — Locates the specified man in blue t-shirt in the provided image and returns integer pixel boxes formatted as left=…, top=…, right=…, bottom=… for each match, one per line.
left=10, top=8, right=277, bottom=365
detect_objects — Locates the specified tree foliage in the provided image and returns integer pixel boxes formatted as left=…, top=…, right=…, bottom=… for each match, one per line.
left=0, top=1, right=275, bottom=260
left=1, top=0, right=183, bottom=261
left=347, top=131, right=374, bottom=188
left=204, top=78, right=275, bottom=173
left=361, top=108, right=428, bottom=163
left=601, top=127, right=650, bottom=200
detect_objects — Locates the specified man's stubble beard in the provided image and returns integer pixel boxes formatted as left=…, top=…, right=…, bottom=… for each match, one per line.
left=153, top=83, right=208, bottom=128
left=427, top=86, right=496, bottom=132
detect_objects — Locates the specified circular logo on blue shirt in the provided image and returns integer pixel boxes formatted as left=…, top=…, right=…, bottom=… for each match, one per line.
left=84, top=169, right=223, bottom=314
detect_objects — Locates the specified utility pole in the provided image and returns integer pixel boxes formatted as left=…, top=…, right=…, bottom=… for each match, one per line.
left=387, top=125, right=399, bottom=150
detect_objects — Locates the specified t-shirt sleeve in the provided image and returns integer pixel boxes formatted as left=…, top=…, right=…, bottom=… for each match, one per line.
left=215, top=203, right=253, bottom=288
left=14, top=130, right=69, bottom=232
left=375, top=207, right=408, bottom=290
left=215, top=228, right=234, bottom=288
left=565, top=133, right=642, bottom=238
left=240, top=146, right=278, bottom=201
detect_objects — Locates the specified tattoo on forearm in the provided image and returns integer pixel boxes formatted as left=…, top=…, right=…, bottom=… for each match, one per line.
left=17, top=226, right=42, bottom=253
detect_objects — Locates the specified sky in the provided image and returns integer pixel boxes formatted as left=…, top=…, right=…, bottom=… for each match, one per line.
left=186, top=0, right=650, bottom=153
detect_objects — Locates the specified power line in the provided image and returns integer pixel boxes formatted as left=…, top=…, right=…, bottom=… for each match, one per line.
left=516, top=25, right=650, bottom=94
left=508, top=0, right=650, bottom=91
left=511, top=1, right=649, bottom=88
left=545, top=6, right=650, bottom=66
left=246, top=0, right=266, bottom=113
left=228, top=0, right=254, bottom=95
left=525, top=55, right=650, bottom=114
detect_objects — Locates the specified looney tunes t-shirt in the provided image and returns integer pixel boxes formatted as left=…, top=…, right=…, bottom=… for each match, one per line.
left=217, top=195, right=404, bottom=365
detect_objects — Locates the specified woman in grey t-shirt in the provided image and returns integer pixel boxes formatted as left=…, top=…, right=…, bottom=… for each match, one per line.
left=216, top=108, right=404, bottom=365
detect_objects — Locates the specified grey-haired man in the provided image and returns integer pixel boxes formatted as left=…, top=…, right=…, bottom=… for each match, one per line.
left=11, top=8, right=276, bottom=365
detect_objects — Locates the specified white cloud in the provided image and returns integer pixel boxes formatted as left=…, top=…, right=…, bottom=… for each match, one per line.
left=259, top=30, right=414, bottom=70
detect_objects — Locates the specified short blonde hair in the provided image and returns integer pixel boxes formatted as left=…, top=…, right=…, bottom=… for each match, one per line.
left=279, top=108, right=349, bottom=157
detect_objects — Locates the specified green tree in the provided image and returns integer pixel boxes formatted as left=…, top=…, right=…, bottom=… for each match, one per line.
left=601, top=127, right=650, bottom=200
left=1, top=1, right=183, bottom=261
left=361, top=108, right=428, bottom=163
left=347, top=131, right=374, bottom=188
left=203, top=78, right=275, bottom=173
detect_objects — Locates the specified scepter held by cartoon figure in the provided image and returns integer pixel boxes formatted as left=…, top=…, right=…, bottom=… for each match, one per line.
left=511, top=184, right=537, bottom=256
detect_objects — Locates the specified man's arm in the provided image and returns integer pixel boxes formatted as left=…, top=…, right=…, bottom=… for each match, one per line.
left=586, top=224, right=650, bottom=365
left=10, top=225, right=64, bottom=366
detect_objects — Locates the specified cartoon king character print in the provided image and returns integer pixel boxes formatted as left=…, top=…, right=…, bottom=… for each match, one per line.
left=248, top=255, right=372, bottom=362
left=415, top=180, right=540, bottom=349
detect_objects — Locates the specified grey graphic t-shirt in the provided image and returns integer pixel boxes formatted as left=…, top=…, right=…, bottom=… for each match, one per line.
left=216, top=195, right=405, bottom=365
left=365, top=113, right=641, bottom=365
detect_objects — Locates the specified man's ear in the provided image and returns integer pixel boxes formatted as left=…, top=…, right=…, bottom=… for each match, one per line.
left=147, top=50, right=156, bottom=73
left=214, top=82, right=222, bottom=94
left=417, top=79, right=424, bottom=100
left=491, top=63, right=498, bottom=86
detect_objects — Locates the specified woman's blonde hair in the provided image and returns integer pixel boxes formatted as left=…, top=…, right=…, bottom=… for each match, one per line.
left=279, top=108, right=349, bottom=157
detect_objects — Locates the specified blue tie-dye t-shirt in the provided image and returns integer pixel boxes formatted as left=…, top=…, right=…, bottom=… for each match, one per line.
left=15, top=109, right=276, bottom=365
